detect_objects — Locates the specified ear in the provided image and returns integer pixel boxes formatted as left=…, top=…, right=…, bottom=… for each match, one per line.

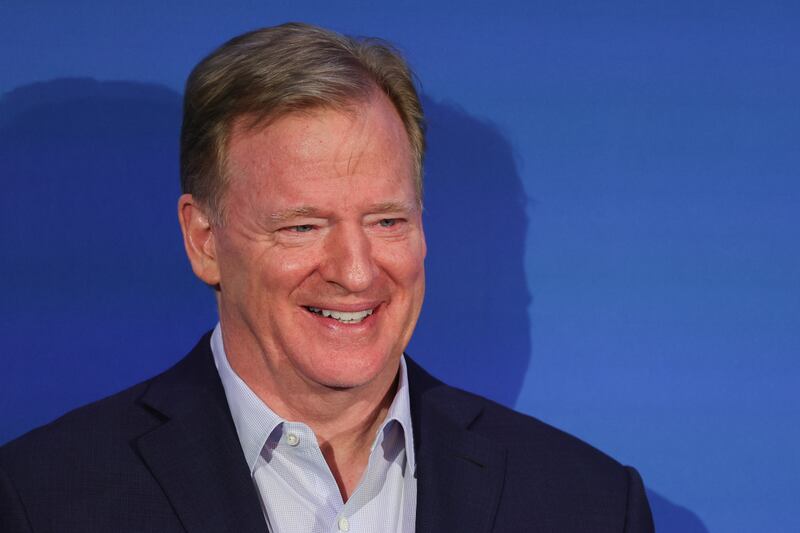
left=177, top=194, right=220, bottom=286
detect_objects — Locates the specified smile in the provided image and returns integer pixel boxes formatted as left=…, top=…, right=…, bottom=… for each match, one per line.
left=305, top=306, right=375, bottom=324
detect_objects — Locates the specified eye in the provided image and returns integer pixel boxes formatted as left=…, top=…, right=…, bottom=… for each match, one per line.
left=287, top=224, right=314, bottom=233
left=379, top=218, right=398, bottom=228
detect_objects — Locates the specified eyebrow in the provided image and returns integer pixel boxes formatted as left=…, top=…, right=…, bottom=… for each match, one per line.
left=268, top=206, right=325, bottom=223
left=268, top=201, right=418, bottom=222
left=366, top=201, right=418, bottom=214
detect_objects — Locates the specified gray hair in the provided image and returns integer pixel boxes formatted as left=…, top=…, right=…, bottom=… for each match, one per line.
left=180, top=22, right=426, bottom=224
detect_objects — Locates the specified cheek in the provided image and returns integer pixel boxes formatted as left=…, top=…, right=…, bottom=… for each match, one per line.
left=258, top=250, right=322, bottom=299
left=386, top=241, right=426, bottom=281
left=272, top=253, right=313, bottom=275
left=217, top=232, right=314, bottom=285
left=214, top=238, right=253, bottom=292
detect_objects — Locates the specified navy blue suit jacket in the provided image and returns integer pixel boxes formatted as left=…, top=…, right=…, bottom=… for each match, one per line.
left=1, top=334, right=654, bottom=532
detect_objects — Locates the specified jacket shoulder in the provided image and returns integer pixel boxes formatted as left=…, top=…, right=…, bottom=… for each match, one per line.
left=441, top=383, right=625, bottom=471
left=0, top=378, right=159, bottom=475
left=406, top=357, right=624, bottom=474
left=431, top=383, right=653, bottom=531
left=0, top=337, right=216, bottom=532
left=0, top=332, right=215, bottom=466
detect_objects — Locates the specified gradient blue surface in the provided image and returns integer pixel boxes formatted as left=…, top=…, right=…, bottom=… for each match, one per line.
left=2, top=1, right=799, bottom=531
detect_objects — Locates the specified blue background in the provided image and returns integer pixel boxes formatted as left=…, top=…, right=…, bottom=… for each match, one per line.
left=2, top=1, right=798, bottom=531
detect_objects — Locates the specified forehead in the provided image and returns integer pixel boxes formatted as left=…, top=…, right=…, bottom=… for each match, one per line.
left=223, top=93, right=417, bottom=206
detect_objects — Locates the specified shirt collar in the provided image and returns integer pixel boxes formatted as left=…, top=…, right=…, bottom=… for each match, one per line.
left=210, top=323, right=416, bottom=473
left=211, top=324, right=282, bottom=472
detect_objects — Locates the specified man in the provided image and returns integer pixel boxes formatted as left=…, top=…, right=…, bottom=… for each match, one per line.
left=0, top=23, right=654, bottom=532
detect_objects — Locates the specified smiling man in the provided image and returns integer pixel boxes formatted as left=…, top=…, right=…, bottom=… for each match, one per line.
left=179, top=75, right=427, bottom=515
left=0, top=23, right=653, bottom=532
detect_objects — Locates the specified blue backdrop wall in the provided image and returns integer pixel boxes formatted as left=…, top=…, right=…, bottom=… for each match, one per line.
left=2, top=1, right=799, bottom=531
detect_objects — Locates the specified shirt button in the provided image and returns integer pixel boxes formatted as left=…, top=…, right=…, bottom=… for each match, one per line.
left=286, top=433, right=300, bottom=446
left=338, top=517, right=350, bottom=532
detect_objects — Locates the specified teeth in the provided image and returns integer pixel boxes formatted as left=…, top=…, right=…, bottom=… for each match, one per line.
left=307, top=306, right=374, bottom=323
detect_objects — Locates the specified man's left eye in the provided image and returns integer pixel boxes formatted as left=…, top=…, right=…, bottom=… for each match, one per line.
left=379, top=219, right=397, bottom=228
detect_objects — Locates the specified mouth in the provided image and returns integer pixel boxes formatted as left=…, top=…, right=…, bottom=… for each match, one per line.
left=304, top=306, right=375, bottom=324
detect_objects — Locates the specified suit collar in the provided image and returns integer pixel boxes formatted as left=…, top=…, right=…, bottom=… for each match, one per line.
left=136, top=333, right=267, bottom=533
left=132, top=335, right=506, bottom=533
left=406, top=356, right=507, bottom=533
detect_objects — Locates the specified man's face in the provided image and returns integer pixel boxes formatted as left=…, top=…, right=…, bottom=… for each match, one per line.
left=209, top=93, right=426, bottom=392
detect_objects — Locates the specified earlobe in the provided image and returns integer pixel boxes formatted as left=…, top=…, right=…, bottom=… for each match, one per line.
left=177, top=194, right=221, bottom=286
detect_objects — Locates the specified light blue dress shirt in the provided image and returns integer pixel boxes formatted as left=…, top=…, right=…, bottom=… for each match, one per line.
left=210, top=324, right=417, bottom=532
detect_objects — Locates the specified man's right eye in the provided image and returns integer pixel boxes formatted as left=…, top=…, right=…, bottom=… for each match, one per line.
left=287, top=224, right=314, bottom=233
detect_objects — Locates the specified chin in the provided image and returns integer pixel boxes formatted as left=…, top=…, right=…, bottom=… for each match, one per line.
left=302, top=348, right=399, bottom=390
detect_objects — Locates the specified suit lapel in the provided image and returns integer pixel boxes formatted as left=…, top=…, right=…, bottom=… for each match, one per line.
left=135, top=335, right=267, bottom=533
left=408, top=358, right=506, bottom=533
left=130, top=339, right=506, bottom=533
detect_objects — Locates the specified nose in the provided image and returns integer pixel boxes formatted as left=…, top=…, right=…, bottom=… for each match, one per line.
left=319, top=223, right=378, bottom=293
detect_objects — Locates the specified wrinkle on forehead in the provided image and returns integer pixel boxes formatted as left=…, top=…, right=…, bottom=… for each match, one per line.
left=225, top=90, right=416, bottom=219
left=231, top=91, right=407, bottom=167
left=297, top=97, right=406, bottom=179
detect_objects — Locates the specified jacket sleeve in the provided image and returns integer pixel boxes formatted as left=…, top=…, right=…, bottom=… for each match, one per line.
left=624, top=466, right=655, bottom=533
left=0, top=464, right=34, bottom=533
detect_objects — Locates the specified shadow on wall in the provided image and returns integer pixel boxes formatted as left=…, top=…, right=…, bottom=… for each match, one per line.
left=648, top=490, right=710, bottom=532
left=407, top=97, right=531, bottom=408
left=0, top=79, right=217, bottom=444
left=0, top=79, right=705, bottom=532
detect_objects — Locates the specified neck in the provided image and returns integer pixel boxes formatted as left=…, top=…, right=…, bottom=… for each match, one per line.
left=219, top=322, right=400, bottom=500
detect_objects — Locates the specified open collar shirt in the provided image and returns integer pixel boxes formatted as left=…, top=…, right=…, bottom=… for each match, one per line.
left=210, top=324, right=417, bottom=533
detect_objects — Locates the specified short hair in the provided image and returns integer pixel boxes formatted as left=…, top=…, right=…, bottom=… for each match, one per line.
left=180, top=22, right=426, bottom=224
